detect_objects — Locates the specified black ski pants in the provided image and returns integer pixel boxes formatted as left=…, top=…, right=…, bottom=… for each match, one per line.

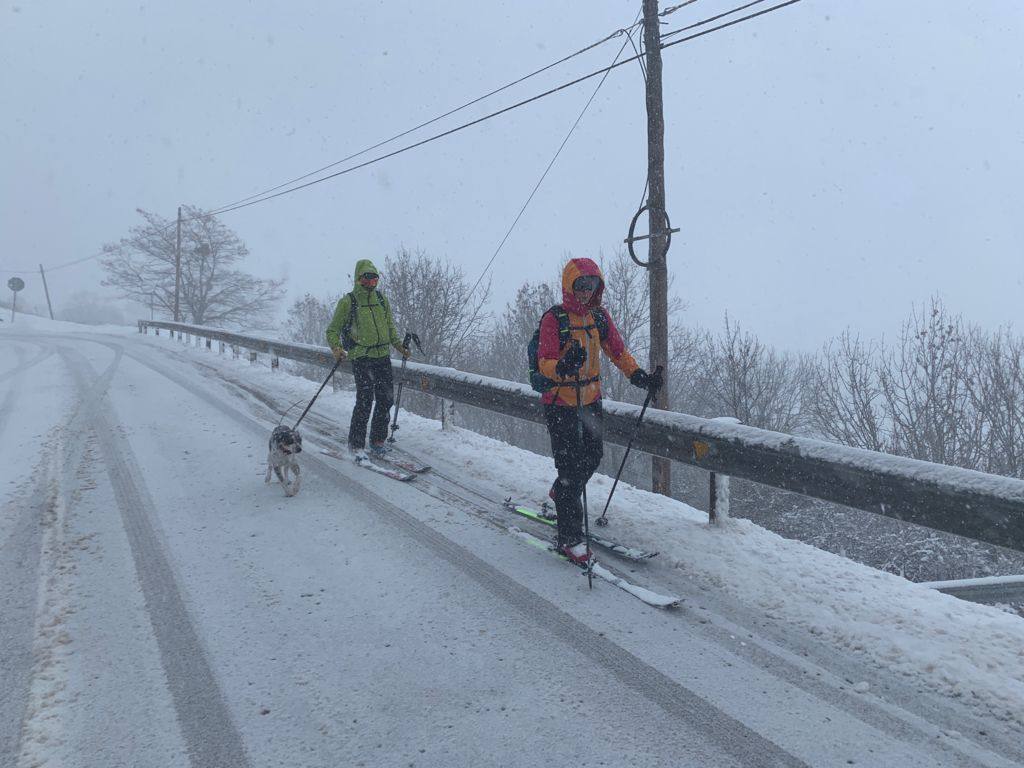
left=544, top=400, right=603, bottom=548
left=349, top=356, right=394, bottom=449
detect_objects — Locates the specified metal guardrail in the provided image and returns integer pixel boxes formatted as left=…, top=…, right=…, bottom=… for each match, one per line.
left=139, top=319, right=1024, bottom=554
left=919, top=576, right=1024, bottom=605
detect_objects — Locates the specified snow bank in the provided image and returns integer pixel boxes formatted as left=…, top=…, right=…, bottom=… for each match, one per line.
left=135, top=328, right=1024, bottom=726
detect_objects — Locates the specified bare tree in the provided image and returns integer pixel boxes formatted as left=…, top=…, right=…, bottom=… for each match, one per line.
left=486, top=280, right=559, bottom=382
left=968, top=326, right=1024, bottom=477
left=596, top=248, right=683, bottom=403
left=879, top=298, right=984, bottom=468
left=284, top=293, right=338, bottom=346
left=100, top=206, right=285, bottom=327
left=283, top=293, right=340, bottom=381
left=667, top=323, right=713, bottom=416
left=701, top=314, right=810, bottom=432
left=382, top=248, right=490, bottom=367
left=809, top=331, right=887, bottom=451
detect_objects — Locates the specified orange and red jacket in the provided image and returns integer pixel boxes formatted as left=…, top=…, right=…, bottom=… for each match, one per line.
left=538, top=258, right=640, bottom=407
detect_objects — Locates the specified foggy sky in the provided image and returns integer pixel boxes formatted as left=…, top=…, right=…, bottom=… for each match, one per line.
left=2, top=1, right=1022, bottom=351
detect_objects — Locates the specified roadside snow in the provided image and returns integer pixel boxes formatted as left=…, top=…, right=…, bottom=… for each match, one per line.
left=130, top=328, right=1024, bottom=726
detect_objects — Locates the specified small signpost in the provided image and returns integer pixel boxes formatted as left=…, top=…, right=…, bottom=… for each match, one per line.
left=7, top=277, right=25, bottom=323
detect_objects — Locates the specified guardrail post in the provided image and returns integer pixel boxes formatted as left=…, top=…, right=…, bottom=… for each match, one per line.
left=205, top=338, right=212, bottom=350
left=177, top=331, right=183, bottom=341
left=270, top=349, right=279, bottom=371
left=708, top=417, right=740, bottom=525
left=219, top=341, right=225, bottom=355
left=441, top=399, right=455, bottom=431
left=155, top=328, right=160, bottom=336
left=231, top=344, right=239, bottom=360
left=249, top=351, right=257, bottom=365
left=709, top=471, right=730, bottom=525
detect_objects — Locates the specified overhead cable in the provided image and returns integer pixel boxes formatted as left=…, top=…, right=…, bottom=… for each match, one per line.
left=660, top=0, right=772, bottom=42
left=0, top=250, right=106, bottom=275
left=465, top=10, right=644, bottom=299
left=201, top=20, right=643, bottom=217
left=203, top=0, right=803, bottom=219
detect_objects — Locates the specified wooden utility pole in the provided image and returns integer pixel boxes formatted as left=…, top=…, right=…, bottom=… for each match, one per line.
left=643, top=0, right=672, bottom=496
left=38, top=264, right=54, bottom=319
left=174, top=205, right=182, bottom=322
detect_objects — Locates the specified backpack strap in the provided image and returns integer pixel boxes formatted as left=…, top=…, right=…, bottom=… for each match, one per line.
left=549, top=305, right=601, bottom=388
left=590, top=307, right=609, bottom=342
left=551, top=305, right=571, bottom=350
left=347, top=291, right=357, bottom=329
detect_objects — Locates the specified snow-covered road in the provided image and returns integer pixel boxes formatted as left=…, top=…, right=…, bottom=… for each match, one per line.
left=2, top=320, right=1023, bottom=768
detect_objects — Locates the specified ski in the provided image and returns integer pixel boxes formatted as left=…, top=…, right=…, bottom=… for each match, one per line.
left=502, top=499, right=658, bottom=561
left=508, top=527, right=679, bottom=609
left=320, top=448, right=415, bottom=481
left=374, top=445, right=431, bottom=474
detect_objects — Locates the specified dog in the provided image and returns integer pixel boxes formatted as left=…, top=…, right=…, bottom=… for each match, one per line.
left=265, top=425, right=303, bottom=496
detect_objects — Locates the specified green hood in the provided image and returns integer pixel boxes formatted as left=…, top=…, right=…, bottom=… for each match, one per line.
left=353, top=259, right=380, bottom=292
left=325, top=258, right=400, bottom=359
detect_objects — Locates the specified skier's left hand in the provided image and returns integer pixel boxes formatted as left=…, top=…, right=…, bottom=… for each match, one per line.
left=397, top=344, right=411, bottom=359
left=630, top=367, right=662, bottom=393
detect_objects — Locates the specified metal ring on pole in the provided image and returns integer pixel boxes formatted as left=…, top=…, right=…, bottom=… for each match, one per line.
left=625, top=205, right=674, bottom=269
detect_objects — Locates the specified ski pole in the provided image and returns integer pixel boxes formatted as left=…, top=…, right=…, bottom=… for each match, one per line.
left=387, top=331, right=422, bottom=443
left=293, top=355, right=344, bottom=430
left=574, top=367, right=593, bottom=590
left=595, top=365, right=663, bottom=527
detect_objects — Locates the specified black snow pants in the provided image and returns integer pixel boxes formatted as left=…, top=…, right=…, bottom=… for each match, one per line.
left=349, top=356, right=395, bottom=449
left=544, top=400, right=604, bottom=548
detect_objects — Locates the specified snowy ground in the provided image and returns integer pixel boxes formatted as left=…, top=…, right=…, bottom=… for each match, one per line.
left=2, top=315, right=1023, bottom=768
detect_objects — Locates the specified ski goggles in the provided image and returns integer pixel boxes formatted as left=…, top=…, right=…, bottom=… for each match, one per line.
left=572, top=275, right=600, bottom=293
left=359, top=272, right=379, bottom=282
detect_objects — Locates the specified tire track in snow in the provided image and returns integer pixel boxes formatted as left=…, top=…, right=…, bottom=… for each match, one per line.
left=59, top=346, right=251, bottom=768
left=0, top=343, right=54, bottom=439
left=157, top=345, right=1024, bottom=766
left=0, top=455, right=53, bottom=768
left=76, top=331, right=1024, bottom=766
left=113, top=340, right=810, bottom=768
left=0, top=342, right=53, bottom=387
left=0, top=340, right=117, bottom=768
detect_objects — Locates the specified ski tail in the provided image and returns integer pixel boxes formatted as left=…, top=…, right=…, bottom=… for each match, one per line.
left=503, top=499, right=658, bottom=561
left=508, top=527, right=679, bottom=609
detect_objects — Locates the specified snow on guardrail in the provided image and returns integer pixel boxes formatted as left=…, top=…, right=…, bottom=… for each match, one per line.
left=139, top=319, right=1024, bottom=554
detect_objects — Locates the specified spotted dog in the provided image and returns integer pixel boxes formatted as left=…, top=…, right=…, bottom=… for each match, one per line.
left=265, top=425, right=302, bottom=496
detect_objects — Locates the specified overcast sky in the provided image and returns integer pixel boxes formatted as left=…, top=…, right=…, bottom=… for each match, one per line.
left=2, top=1, right=1022, bottom=350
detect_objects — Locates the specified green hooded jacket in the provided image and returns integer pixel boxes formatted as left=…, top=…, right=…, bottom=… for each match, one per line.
left=325, top=259, right=402, bottom=360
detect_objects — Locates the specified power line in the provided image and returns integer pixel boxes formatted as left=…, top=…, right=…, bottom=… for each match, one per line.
left=8, top=0, right=803, bottom=278
left=200, top=20, right=643, bottom=218
left=201, top=0, right=798, bottom=219
left=660, top=0, right=773, bottom=42
left=465, top=10, right=644, bottom=299
left=659, top=0, right=702, bottom=18
left=199, top=0, right=803, bottom=221
left=1, top=250, right=106, bottom=275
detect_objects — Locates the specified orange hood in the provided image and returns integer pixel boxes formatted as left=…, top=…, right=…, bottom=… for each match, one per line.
left=560, top=258, right=604, bottom=315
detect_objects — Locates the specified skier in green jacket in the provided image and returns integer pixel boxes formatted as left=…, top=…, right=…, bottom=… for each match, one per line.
left=326, top=259, right=409, bottom=456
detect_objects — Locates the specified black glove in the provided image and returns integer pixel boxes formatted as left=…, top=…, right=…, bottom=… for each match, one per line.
left=630, top=367, right=663, bottom=393
left=555, top=341, right=586, bottom=378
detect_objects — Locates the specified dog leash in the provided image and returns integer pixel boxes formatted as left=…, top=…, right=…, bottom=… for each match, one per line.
left=292, top=357, right=343, bottom=430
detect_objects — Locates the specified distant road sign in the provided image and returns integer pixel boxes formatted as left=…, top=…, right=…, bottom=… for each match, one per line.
left=7, top=277, right=24, bottom=292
